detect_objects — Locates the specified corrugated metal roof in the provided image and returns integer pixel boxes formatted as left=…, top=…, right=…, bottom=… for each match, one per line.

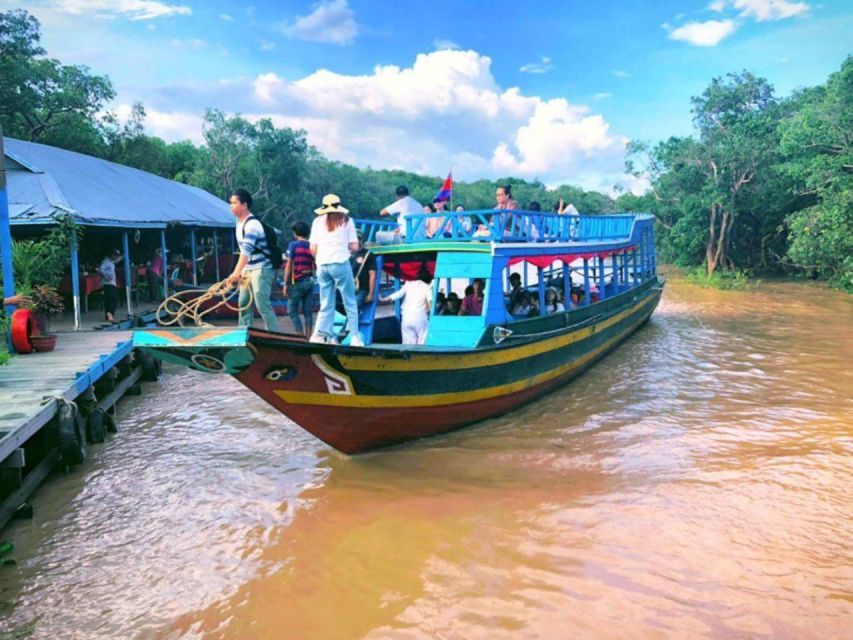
left=3, top=137, right=235, bottom=228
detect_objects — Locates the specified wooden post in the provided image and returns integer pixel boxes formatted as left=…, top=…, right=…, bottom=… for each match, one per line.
left=190, top=228, right=198, bottom=286
left=213, top=231, right=220, bottom=282
left=122, top=232, right=133, bottom=317
left=70, top=235, right=81, bottom=330
left=160, top=230, right=168, bottom=299
left=0, top=130, right=15, bottom=341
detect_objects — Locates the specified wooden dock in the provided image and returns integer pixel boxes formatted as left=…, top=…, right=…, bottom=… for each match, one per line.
left=0, top=330, right=154, bottom=529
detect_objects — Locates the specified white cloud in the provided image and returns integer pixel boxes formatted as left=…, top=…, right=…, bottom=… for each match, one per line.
left=709, top=0, right=810, bottom=21
left=611, top=70, right=630, bottom=78
left=668, top=19, right=737, bottom=46
left=219, top=13, right=233, bottom=21
left=593, top=92, right=612, bottom=100
left=138, top=49, right=628, bottom=189
left=279, top=0, right=358, bottom=45
left=519, top=56, right=553, bottom=74
left=168, top=38, right=207, bottom=50
left=259, top=40, right=275, bottom=52
left=49, top=0, right=191, bottom=20
left=433, top=38, right=460, bottom=51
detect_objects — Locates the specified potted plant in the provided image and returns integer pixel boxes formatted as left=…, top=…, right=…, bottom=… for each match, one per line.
left=26, top=285, right=64, bottom=351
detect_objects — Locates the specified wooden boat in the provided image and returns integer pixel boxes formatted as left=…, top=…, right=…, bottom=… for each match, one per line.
left=134, top=210, right=663, bottom=453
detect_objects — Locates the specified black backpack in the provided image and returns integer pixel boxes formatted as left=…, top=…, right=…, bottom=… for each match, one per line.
left=247, top=215, right=284, bottom=267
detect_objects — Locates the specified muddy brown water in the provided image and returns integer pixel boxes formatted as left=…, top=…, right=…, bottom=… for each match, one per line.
left=1, top=274, right=851, bottom=639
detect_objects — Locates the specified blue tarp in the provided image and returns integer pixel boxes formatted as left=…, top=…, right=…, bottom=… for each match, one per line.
left=3, top=137, right=234, bottom=229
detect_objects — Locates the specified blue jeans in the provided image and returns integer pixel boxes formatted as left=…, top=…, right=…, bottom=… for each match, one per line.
left=316, top=261, right=358, bottom=339
left=238, top=267, right=279, bottom=331
left=287, top=276, right=314, bottom=335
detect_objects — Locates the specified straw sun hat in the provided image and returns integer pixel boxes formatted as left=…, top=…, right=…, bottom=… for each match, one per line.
left=314, top=193, right=349, bottom=215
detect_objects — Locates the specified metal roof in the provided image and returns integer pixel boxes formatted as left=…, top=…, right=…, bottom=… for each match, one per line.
left=3, top=137, right=234, bottom=229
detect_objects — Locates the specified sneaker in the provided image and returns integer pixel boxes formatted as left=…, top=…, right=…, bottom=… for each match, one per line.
left=350, top=334, right=364, bottom=347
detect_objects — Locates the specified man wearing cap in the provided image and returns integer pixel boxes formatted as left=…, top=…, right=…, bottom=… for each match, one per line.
left=377, top=185, right=423, bottom=244
left=309, top=194, right=362, bottom=346
left=227, top=188, right=280, bottom=331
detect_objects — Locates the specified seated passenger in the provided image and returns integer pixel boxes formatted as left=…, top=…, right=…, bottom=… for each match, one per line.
left=444, top=292, right=461, bottom=315
left=510, top=290, right=532, bottom=316
left=527, top=294, right=540, bottom=317
left=507, top=273, right=524, bottom=312
left=379, top=267, right=433, bottom=345
left=460, top=278, right=484, bottom=316
left=544, top=287, right=565, bottom=314
left=435, top=291, right=447, bottom=315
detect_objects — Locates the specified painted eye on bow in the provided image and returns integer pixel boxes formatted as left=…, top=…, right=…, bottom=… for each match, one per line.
left=264, top=366, right=296, bottom=382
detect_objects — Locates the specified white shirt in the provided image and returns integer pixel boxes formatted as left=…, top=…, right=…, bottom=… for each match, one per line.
left=98, top=257, right=116, bottom=286
left=386, top=280, right=432, bottom=316
left=309, top=215, right=357, bottom=265
left=384, top=195, right=423, bottom=236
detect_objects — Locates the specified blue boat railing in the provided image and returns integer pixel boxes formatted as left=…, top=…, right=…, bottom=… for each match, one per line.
left=354, top=212, right=653, bottom=245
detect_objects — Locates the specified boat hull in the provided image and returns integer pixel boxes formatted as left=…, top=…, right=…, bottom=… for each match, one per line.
left=232, top=282, right=662, bottom=453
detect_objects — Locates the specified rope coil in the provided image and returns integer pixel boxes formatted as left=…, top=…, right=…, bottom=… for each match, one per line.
left=156, top=278, right=255, bottom=327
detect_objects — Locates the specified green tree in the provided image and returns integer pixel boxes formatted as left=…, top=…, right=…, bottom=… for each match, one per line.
left=779, top=57, right=853, bottom=290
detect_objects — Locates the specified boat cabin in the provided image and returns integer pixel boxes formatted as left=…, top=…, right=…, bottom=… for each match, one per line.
left=339, top=209, right=657, bottom=349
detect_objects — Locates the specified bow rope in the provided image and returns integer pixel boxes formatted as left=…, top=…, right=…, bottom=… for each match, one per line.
left=156, top=278, right=255, bottom=327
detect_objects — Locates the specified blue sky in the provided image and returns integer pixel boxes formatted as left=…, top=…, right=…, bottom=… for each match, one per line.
left=7, top=0, right=852, bottom=193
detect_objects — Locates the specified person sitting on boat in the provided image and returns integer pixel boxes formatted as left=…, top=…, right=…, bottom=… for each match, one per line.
left=544, top=287, right=565, bottom=314
left=435, top=291, right=447, bottom=316
left=527, top=293, right=540, bottom=318
left=460, top=278, right=485, bottom=316
left=510, top=290, right=532, bottom=317
left=227, top=189, right=280, bottom=332
left=309, top=194, right=362, bottom=346
left=507, top=273, right=525, bottom=312
left=423, top=202, right=442, bottom=239
left=495, top=184, right=519, bottom=238
left=378, top=185, right=423, bottom=244
left=443, top=292, right=461, bottom=315
left=283, top=221, right=315, bottom=338
left=380, top=267, right=433, bottom=345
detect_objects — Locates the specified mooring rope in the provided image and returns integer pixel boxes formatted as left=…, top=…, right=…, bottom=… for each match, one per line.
left=156, top=278, right=255, bottom=327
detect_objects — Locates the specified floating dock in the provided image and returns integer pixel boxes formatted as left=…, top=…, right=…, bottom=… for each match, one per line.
left=0, top=330, right=159, bottom=529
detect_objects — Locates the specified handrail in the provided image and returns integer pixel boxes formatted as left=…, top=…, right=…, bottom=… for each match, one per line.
left=353, top=211, right=655, bottom=246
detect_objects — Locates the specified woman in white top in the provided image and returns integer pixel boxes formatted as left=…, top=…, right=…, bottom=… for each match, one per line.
left=308, top=194, right=363, bottom=346
left=380, top=267, right=433, bottom=345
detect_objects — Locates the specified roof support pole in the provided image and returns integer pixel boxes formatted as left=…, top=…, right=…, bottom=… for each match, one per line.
left=562, top=263, right=570, bottom=307
left=122, top=232, right=132, bottom=318
left=213, top=231, right=220, bottom=282
left=537, top=268, right=545, bottom=316
left=611, top=253, right=619, bottom=293
left=70, top=235, right=81, bottom=331
left=598, top=255, right=606, bottom=301
left=160, top=230, right=168, bottom=300
left=632, top=248, right=639, bottom=286
left=583, top=258, right=591, bottom=307
left=0, top=132, right=16, bottom=347
left=190, top=228, right=198, bottom=286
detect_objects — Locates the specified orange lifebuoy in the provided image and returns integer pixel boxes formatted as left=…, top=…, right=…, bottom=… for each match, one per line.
left=10, top=308, right=36, bottom=354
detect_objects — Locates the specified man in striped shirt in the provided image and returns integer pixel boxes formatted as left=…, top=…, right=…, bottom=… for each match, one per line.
left=227, top=189, right=280, bottom=331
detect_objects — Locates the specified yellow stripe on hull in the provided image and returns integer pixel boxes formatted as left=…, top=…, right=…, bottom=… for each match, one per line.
left=338, top=293, right=659, bottom=372
left=273, top=300, right=656, bottom=409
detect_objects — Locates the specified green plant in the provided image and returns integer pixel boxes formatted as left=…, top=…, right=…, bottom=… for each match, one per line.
left=27, top=285, right=64, bottom=318
left=684, top=266, right=754, bottom=290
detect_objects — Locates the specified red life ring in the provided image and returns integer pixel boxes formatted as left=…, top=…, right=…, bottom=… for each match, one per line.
left=10, top=308, right=36, bottom=354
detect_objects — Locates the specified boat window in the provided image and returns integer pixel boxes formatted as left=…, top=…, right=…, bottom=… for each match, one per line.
left=433, top=277, right=486, bottom=317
